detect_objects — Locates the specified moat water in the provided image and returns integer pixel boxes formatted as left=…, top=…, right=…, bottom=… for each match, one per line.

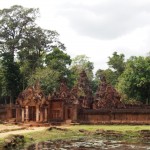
left=4, top=129, right=150, bottom=150
left=25, top=137, right=150, bottom=150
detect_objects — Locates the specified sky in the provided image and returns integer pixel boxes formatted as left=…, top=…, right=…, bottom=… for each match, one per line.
left=1, top=0, right=150, bottom=72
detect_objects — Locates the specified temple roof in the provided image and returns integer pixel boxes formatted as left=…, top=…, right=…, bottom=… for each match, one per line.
left=93, top=76, right=125, bottom=109
left=16, top=81, right=48, bottom=107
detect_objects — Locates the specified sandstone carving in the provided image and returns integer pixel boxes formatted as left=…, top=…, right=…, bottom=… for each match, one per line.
left=73, top=70, right=93, bottom=108
left=16, top=81, right=47, bottom=107
left=93, top=75, right=125, bottom=109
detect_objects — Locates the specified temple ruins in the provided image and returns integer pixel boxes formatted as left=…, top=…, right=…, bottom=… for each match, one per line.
left=0, top=70, right=150, bottom=124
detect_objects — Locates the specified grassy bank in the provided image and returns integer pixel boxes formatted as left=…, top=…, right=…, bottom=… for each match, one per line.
left=0, top=125, right=150, bottom=149
left=68, top=124, right=150, bottom=132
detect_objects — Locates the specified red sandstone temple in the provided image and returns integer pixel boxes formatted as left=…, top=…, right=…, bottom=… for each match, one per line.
left=0, top=71, right=150, bottom=124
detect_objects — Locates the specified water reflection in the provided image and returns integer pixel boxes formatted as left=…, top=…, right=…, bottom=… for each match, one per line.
left=25, top=138, right=150, bottom=150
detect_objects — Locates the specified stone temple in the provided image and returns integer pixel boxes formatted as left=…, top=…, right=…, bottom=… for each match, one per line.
left=0, top=70, right=150, bottom=124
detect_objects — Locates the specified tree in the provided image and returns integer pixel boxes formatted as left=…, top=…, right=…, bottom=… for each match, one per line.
left=45, top=47, right=71, bottom=78
left=117, top=56, right=150, bottom=104
left=28, top=47, right=72, bottom=94
left=92, top=68, right=118, bottom=94
left=95, top=68, right=118, bottom=86
left=0, top=5, right=64, bottom=58
left=1, top=53, right=22, bottom=103
left=0, top=5, right=65, bottom=98
left=70, top=55, right=94, bottom=85
left=0, top=5, right=38, bottom=58
left=28, top=67, right=60, bottom=94
left=108, top=52, right=125, bottom=75
left=0, top=62, right=4, bottom=103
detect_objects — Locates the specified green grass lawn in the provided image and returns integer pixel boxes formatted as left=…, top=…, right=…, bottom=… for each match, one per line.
left=69, top=124, right=150, bottom=132
left=0, top=124, right=150, bottom=149
left=19, top=125, right=150, bottom=147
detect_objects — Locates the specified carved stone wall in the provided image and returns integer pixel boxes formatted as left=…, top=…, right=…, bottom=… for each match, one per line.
left=16, top=81, right=47, bottom=107
left=78, top=108, right=150, bottom=124
left=16, top=81, right=48, bottom=122
left=2, top=70, right=150, bottom=124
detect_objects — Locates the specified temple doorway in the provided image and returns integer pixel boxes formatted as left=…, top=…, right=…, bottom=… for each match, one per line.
left=29, top=106, right=36, bottom=121
left=67, top=108, right=71, bottom=119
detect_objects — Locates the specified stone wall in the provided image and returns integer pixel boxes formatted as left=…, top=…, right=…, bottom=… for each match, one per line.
left=0, top=104, right=16, bottom=121
left=49, top=100, right=64, bottom=122
left=0, top=106, right=6, bottom=121
left=78, top=108, right=150, bottom=124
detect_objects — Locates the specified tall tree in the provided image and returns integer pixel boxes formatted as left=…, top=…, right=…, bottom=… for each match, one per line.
left=0, top=5, right=38, bottom=59
left=45, top=47, right=71, bottom=77
left=0, top=5, right=64, bottom=58
left=0, top=5, right=65, bottom=101
left=1, top=53, right=21, bottom=103
left=0, top=61, right=4, bottom=103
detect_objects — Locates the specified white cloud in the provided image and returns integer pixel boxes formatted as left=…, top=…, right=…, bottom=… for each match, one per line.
left=0, top=0, right=150, bottom=73
left=57, top=0, right=150, bottom=39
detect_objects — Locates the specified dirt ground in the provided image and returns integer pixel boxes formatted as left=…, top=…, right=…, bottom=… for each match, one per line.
left=0, top=124, right=23, bottom=131
left=0, top=124, right=48, bottom=138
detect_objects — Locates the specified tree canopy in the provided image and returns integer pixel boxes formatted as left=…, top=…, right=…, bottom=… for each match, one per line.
left=70, top=55, right=94, bottom=82
left=117, top=56, right=150, bottom=104
left=107, top=51, right=125, bottom=75
left=0, top=5, right=150, bottom=105
left=0, top=5, right=66, bottom=102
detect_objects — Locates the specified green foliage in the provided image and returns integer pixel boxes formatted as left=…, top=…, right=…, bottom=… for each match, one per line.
left=92, top=68, right=118, bottom=94
left=28, top=67, right=60, bottom=94
left=0, top=5, right=149, bottom=106
left=117, top=56, right=150, bottom=104
left=45, top=47, right=71, bottom=77
left=1, top=53, right=22, bottom=102
left=0, top=64, right=4, bottom=101
left=0, top=5, right=66, bottom=101
left=95, top=68, right=118, bottom=87
left=94, top=52, right=125, bottom=89
left=0, top=5, right=38, bottom=55
left=94, top=51, right=126, bottom=92
left=70, top=55, right=94, bottom=85
left=108, top=51, right=125, bottom=75
left=1, top=125, right=150, bottom=149
left=45, top=47, right=72, bottom=88
left=0, top=5, right=64, bottom=56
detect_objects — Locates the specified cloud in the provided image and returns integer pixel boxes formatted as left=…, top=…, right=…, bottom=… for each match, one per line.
left=1, top=0, right=150, bottom=72
left=57, top=0, right=150, bottom=39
